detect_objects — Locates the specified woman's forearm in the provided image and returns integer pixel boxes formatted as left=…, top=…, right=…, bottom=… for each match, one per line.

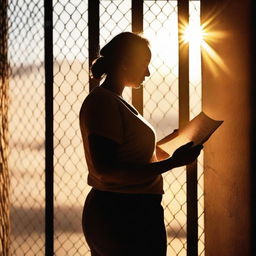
left=88, top=134, right=202, bottom=185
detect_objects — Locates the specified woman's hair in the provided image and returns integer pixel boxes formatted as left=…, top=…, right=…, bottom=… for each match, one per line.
left=90, top=32, right=150, bottom=80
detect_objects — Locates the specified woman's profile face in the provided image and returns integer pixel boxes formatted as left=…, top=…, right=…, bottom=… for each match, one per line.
left=123, top=46, right=151, bottom=88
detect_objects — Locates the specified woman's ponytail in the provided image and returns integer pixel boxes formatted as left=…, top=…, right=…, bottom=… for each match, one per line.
left=90, top=56, right=106, bottom=80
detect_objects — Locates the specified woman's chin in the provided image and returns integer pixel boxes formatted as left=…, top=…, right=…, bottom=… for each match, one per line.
left=126, top=82, right=143, bottom=89
left=134, top=84, right=142, bottom=89
left=134, top=80, right=145, bottom=89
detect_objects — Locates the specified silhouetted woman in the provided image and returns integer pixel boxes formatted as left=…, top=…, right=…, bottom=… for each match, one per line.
left=79, top=32, right=202, bottom=256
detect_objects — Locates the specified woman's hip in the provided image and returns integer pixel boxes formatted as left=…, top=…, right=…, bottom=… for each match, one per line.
left=82, top=188, right=166, bottom=255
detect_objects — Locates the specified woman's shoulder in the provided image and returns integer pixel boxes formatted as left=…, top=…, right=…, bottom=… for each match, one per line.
left=81, top=87, right=111, bottom=106
left=87, top=86, right=116, bottom=101
left=79, top=86, right=119, bottom=117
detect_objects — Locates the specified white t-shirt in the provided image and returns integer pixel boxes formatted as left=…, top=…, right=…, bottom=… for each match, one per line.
left=79, top=86, right=163, bottom=194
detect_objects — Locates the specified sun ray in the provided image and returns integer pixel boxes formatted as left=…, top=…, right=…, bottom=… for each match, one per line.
left=201, top=41, right=230, bottom=76
left=180, top=11, right=229, bottom=76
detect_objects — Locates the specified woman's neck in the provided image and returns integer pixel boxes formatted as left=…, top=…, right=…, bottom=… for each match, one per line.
left=100, top=76, right=125, bottom=96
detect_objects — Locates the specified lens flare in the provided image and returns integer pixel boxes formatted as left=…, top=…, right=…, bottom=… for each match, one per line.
left=183, top=24, right=206, bottom=44
left=181, top=14, right=229, bottom=76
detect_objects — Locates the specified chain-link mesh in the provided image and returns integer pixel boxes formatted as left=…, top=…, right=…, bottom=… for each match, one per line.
left=143, top=2, right=187, bottom=255
left=7, top=0, right=204, bottom=255
left=53, top=0, right=89, bottom=254
left=7, top=0, right=45, bottom=255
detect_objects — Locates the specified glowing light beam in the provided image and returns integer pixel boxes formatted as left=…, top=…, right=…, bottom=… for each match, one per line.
left=181, top=15, right=230, bottom=76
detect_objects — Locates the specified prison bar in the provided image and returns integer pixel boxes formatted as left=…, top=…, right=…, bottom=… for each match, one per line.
left=178, top=1, right=199, bottom=255
left=88, top=0, right=100, bottom=91
left=44, top=0, right=54, bottom=255
left=131, top=0, right=144, bottom=115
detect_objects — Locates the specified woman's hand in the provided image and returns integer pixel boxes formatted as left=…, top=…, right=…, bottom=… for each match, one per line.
left=170, top=142, right=203, bottom=168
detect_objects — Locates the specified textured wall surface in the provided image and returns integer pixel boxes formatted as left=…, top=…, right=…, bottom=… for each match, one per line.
left=201, top=0, right=252, bottom=255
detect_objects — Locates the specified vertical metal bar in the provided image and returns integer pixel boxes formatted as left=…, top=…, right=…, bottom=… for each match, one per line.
left=252, top=2, right=256, bottom=255
left=178, top=1, right=198, bottom=256
left=132, top=0, right=144, bottom=115
left=88, top=0, right=100, bottom=91
left=44, top=0, right=54, bottom=255
left=186, top=160, right=198, bottom=256
left=178, top=0, right=189, bottom=128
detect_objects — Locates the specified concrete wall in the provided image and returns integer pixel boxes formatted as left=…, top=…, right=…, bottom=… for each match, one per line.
left=201, top=0, right=252, bottom=255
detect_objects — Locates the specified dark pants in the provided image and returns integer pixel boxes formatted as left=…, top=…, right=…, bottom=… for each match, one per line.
left=82, top=188, right=167, bottom=256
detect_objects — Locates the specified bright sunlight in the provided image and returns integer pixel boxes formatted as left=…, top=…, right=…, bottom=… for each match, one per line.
left=181, top=8, right=229, bottom=77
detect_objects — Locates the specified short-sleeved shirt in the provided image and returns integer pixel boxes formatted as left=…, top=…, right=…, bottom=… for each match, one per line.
left=79, top=86, right=163, bottom=194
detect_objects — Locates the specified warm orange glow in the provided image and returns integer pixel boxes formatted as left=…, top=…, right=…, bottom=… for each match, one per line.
left=181, top=14, right=229, bottom=76
left=183, top=23, right=205, bottom=44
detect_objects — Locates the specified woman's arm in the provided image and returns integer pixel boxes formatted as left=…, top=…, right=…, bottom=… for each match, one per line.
left=88, top=134, right=202, bottom=184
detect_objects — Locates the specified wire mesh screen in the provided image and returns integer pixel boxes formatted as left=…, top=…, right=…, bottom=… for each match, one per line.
left=143, top=2, right=187, bottom=255
left=7, top=0, right=204, bottom=255
left=53, top=0, right=89, bottom=255
left=7, top=0, right=45, bottom=255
